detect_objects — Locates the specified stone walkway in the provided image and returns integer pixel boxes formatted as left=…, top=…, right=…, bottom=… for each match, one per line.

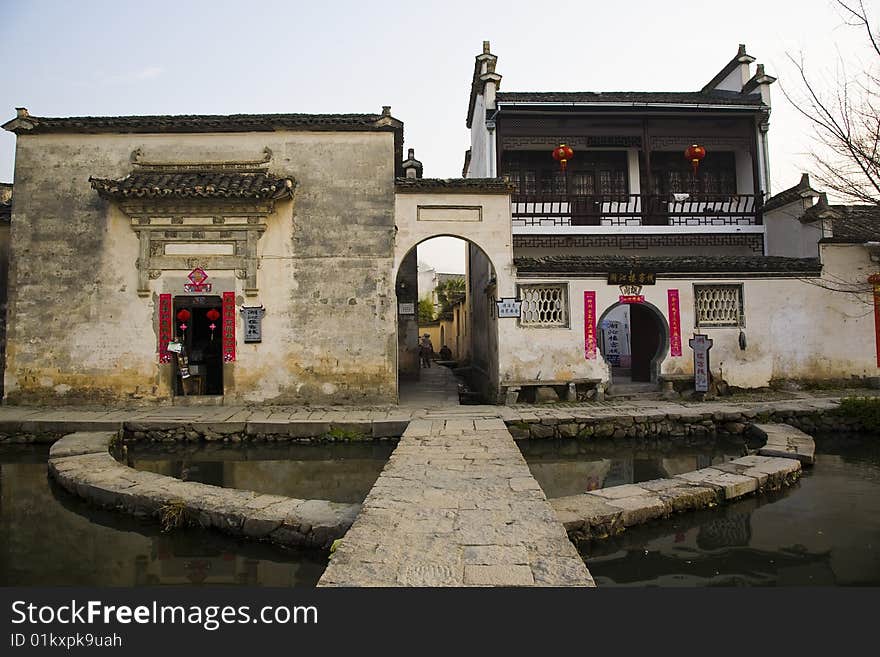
left=318, top=417, right=594, bottom=587
left=398, top=365, right=462, bottom=407
left=0, top=390, right=857, bottom=434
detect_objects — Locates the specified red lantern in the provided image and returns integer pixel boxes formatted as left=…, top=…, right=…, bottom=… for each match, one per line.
left=685, top=144, right=706, bottom=175
left=206, top=309, right=221, bottom=322
left=176, top=309, right=191, bottom=322
left=552, top=144, right=574, bottom=172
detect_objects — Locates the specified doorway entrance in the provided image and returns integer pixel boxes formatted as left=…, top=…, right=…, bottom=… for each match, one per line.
left=599, top=301, right=668, bottom=384
left=395, top=235, right=498, bottom=404
left=173, top=295, right=224, bottom=396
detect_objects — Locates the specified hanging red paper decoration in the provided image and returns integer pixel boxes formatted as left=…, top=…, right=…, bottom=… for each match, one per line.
left=206, top=308, right=221, bottom=341
left=177, top=309, right=191, bottom=322
left=552, top=144, right=574, bottom=172
left=685, top=144, right=706, bottom=175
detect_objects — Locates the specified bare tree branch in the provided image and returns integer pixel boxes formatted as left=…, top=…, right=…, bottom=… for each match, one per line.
left=782, top=1, right=880, bottom=205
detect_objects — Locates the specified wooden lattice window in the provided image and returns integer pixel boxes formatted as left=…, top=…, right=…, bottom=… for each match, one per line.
left=694, top=284, right=744, bottom=327
left=518, top=284, right=569, bottom=327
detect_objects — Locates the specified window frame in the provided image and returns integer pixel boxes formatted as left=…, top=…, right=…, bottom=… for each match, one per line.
left=693, top=283, right=745, bottom=329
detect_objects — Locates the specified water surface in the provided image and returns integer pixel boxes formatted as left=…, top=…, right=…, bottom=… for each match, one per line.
left=0, top=445, right=327, bottom=586
left=577, top=436, right=880, bottom=586
left=122, top=441, right=396, bottom=504
left=517, top=438, right=747, bottom=497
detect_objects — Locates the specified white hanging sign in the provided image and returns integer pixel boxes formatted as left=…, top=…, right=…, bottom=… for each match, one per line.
left=496, top=297, right=522, bottom=318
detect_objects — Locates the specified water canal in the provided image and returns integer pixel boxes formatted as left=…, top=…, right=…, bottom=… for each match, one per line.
left=518, top=435, right=880, bottom=586
left=2, top=434, right=879, bottom=586
left=121, top=441, right=396, bottom=504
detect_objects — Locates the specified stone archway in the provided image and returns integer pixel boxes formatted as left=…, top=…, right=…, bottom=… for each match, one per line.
left=598, top=300, right=669, bottom=384
left=393, top=184, right=515, bottom=402
left=394, top=235, right=500, bottom=401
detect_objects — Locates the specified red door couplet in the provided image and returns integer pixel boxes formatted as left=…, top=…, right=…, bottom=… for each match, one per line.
left=870, top=274, right=880, bottom=367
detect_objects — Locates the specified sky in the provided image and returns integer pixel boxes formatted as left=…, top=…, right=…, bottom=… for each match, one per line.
left=0, top=0, right=873, bottom=272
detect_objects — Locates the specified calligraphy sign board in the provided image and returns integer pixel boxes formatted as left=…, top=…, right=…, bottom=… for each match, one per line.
left=608, top=271, right=656, bottom=285
left=398, top=302, right=415, bottom=316
left=496, top=297, right=522, bottom=318
left=242, top=306, right=265, bottom=343
left=618, top=294, right=645, bottom=304
left=689, top=333, right=713, bottom=392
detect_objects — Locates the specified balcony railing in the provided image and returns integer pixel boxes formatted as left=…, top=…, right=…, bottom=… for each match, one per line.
left=511, top=194, right=762, bottom=227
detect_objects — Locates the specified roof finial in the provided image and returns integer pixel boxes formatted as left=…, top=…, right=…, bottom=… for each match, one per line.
left=483, top=41, right=491, bottom=54
left=15, top=107, right=29, bottom=118
left=382, top=105, right=391, bottom=117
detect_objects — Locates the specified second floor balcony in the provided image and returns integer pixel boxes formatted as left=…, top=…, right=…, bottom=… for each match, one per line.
left=511, top=193, right=762, bottom=231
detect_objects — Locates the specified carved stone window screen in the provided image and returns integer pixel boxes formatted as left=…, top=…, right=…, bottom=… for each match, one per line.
left=694, top=284, right=744, bottom=328
left=518, top=283, right=569, bottom=328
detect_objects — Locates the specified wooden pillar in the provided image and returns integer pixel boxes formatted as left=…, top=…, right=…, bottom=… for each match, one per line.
left=642, top=118, right=655, bottom=225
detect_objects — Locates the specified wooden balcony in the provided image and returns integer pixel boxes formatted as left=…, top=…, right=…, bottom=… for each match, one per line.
left=511, top=193, right=762, bottom=228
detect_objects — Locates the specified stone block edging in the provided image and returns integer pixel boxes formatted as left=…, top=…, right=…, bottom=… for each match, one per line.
left=551, top=424, right=811, bottom=541
left=504, top=400, right=855, bottom=441
left=47, top=431, right=359, bottom=549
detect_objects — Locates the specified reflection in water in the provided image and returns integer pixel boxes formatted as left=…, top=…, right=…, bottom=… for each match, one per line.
left=123, top=442, right=396, bottom=504
left=517, top=439, right=746, bottom=498
left=0, top=446, right=327, bottom=586
left=578, top=437, right=880, bottom=586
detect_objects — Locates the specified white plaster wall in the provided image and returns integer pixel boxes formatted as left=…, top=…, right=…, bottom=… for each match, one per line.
left=468, top=94, right=490, bottom=177
left=765, top=201, right=822, bottom=258
left=7, top=129, right=397, bottom=404
left=506, top=248, right=878, bottom=387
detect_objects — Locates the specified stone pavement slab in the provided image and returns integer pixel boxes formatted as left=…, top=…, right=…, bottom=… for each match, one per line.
left=319, top=419, right=595, bottom=587
left=753, top=423, right=816, bottom=464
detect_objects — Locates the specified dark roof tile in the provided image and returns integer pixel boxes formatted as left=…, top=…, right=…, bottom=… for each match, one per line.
left=763, top=173, right=818, bottom=213
left=89, top=171, right=295, bottom=201
left=515, top=255, right=821, bottom=275
left=496, top=90, right=765, bottom=107
left=818, top=204, right=880, bottom=243
left=395, top=178, right=512, bottom=194
left=4, top=112, right=402, bottom=135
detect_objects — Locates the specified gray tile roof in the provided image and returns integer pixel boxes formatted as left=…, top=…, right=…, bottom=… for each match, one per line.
left=89, top=171, right=295, bottom=200
left=495, top=90, right=766, bottom=107
left=515, top=255, right=822, bottom=275
left=395, top=178, right=512, bottom=194
left=816, top=204, right=880, bottom=243
left=4, top=111, right=402, bottom=135
left=762, top=173, right=818, bottom=213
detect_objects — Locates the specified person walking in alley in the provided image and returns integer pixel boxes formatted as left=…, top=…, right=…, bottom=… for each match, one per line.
left=419, top=334, right=434, bottom=368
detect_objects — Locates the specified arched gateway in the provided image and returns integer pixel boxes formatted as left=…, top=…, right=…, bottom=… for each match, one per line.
left=394, top=178, right=515, bottom=401
left=598, top=300, right=669, bottom=386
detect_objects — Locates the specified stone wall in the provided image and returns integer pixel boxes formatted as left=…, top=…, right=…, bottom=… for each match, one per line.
left=505, top=404, right=869, bottom=441
left=6, top=130, right=397, bottom=405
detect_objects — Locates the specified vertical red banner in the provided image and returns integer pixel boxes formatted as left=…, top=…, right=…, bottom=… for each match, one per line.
left=584, top=291, right=596, bottom=360
left=158, top=293, right=172, bottom=363
left=222, top=291, right=236, bottom=362
left=668, top=289, right=682, bottom=357
left=873, top=284, right=880, bottom=367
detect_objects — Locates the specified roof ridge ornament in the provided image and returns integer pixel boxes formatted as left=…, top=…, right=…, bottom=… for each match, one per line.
left=128, top=146, right=273, bottom=172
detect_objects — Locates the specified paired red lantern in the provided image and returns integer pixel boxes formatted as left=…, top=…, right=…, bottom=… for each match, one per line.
left=176, top=309, right=191, bottom=322
left=685, top=144, right=706, bottom=175
left=206, top=309, right=221, bottom=322
left=552, top=144, right=574, bottom=172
